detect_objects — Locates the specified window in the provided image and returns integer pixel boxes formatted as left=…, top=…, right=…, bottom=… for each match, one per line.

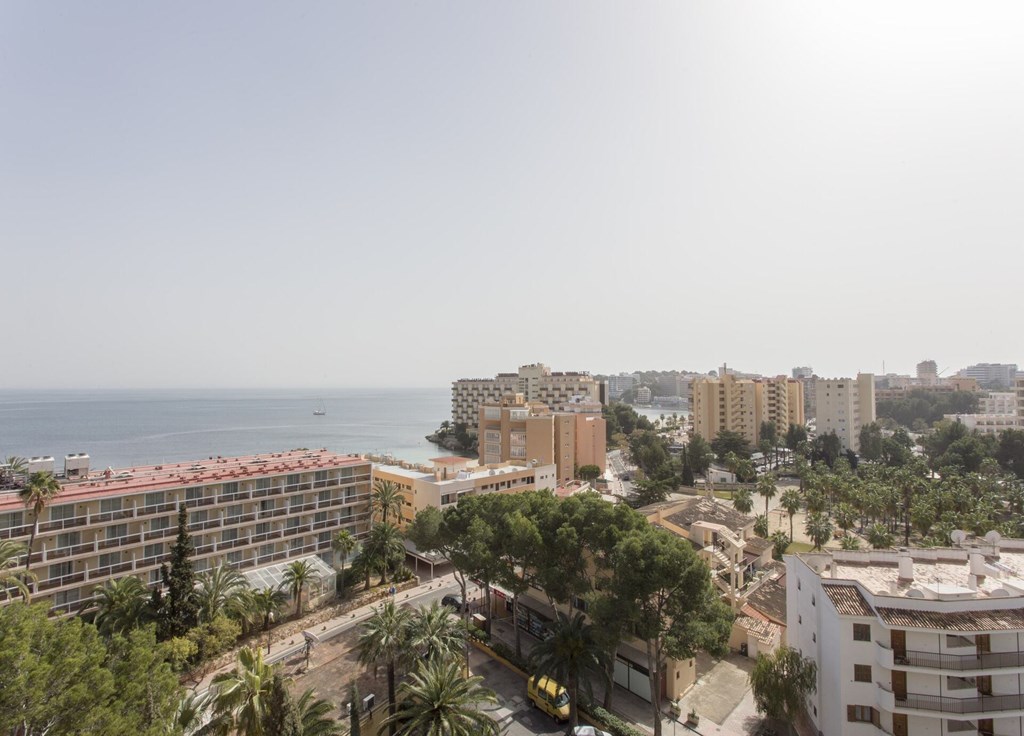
left=314, top=511, right=328, bottom=524
left=57, top=532, right=80, bottom=548
left=99, top=498, right=121, bottom=514
left=50, top=504, right=76, bottom=521
left=854, top=665, right=871, bottom=683
left=260, top=499, right=276, bottom=512
left=287, top=474, right=300, bottom=486
left=318, top=489, right=331, bottom=504
left=150, top=515, right=170, bottom=531
left=222, top=482, right=238, bottom=495
left=847, top=706, right=878, bottom=725
left=185, top=487, right=204, bottom=502
left=853, top=623, right=871, bottom=641
left=226, top=551, right=243, bottom=565
left=191, top=510, right=209, bottom=525
left=255, top=522, right=270, bottom=535
left=286, top=517, right=301, bottom=529
left=255, top=478, right=272, bottom=491
left=226, top=504, right=243, bottom=520
left=289, top=537, right=303, bottom=551
left=259, top=544, right=275, bottom=558
left=314, top=470, right=327, bottom=483
left=222, top=528, right=238, bottom=543
left=107, top=523, right=127, bottom=540
left=98, top=552, right=121, bottom=569
left=144, top=543, right=164, bottom=559
left=318, top=531, right=331, bottom=545
left=53, top=588, right=80, bottom=606
left=144, top=492, right=164, bottom=508
left=49, top=561, right=72, bottom=580
left=288, top=494, right=303, bottom=509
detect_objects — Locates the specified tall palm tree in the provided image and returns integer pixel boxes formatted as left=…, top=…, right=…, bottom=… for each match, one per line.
left=196, top=565, right=250, bottom=623
left=240, top=586, right=290, bottom=646
left=371, top=479, right=404, bottom=525
left=356, top=599, right=414, bottom=736
left=282, top=559, right=320, bottom=618
left=805, top=512, right=833, bottom=552
left=0, top=539, right=34, bottom=600
left=407, top=600, right=467, bottom=664
left=91, top=575, right=152, bottom=636
left=529, top=610, right=610, bottom=729
left=331, top=529, right=357, bottom=596
left=383, top=659, right=500, bottom=736
left=756, top=473, right=777, bottom=517
left=732, top=487, right=754, bottom=515
left=359, top=522, right=405, bottom=587
left=210, top=646, right=276, bottom=736
left=295, top=689, right=343, bottom=736
left=2, top=456, right=26, bottom=486
left=778, top=489, right=802, bottom=542
left=19, top=470, right=62, bottom=572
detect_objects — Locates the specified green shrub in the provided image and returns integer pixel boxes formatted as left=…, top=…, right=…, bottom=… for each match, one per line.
left=582, top=705, right=647, bottom=736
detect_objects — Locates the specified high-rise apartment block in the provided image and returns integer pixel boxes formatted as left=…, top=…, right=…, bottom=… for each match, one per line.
left=0, top=450, right=372, bottom=616
left=690, top=374, right=804, bottom=446
left=814, top=374, right=875, bottom=452
left=478, top=396, right=606, bottom=485
left=959, top=363, right=1019, bottom=390
left=789, top=540, right=1024, bottom=736
left=1017, top=377, right=1024, bottom=425
left=607, top=373, right=638, bottom=399
left=451, top=363, right=602, bottom=432
left=792, top=366, right=814, bottom=379
left=917, top=360, right=939, bottom=386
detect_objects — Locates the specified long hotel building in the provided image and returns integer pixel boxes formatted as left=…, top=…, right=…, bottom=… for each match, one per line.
left=789, top=541, right=1024, bottom=736
left=0, top=450, right=372, bottom=615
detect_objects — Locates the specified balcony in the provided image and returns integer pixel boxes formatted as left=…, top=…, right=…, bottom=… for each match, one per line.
left=878, top=683, right=1024, bottom=716
left=876, top=641, right=1024, bottom=672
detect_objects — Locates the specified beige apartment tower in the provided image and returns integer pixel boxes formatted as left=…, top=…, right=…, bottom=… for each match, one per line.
left=690, top=374, right=805, bottom=446
left=0, top=450, right=372, bottom=616
left=814, top=373, right=876, bottom=452
left=478, top=396, right=606, bottom=485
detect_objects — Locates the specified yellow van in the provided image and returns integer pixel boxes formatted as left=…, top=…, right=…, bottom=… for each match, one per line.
left=527, top=675, right=570, bottom=722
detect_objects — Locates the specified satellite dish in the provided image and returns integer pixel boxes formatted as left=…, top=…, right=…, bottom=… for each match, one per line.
left=950, top=530, right=967, bottom=546
left=985, top=530, right=1002, bottom=545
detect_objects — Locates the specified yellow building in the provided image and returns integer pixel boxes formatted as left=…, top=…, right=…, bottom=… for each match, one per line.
left=477, top=395, right=606, bottom=485
left=0, top=450, right=372, bottom=616
left=815, top=373, right=875, bottom=452
left=369, top=455, right=557, bottom=527
left=691, top=374, right=805, bottom=446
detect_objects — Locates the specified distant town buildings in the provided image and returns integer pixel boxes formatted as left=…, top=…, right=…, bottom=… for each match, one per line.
left=607, top=372, right=638, bottom=399
left=959, top=363, right=1019, bottom=390
left=477, top=395, right=605, bottom=485
left=0, top=450, right=372, bottom=616
left=980, top=392, right=1018, bottom=415
left=875, top=376, right=979, bottom=403
left=792, top=366, right=814, bottom=379
left=691, top=373, right=804, bottom=446
left=451, top=363, right=602, bottom=433
left=916, top=359, right=939, bottom=386
left=814, top=374, right=875, bottom=452
left=944, top=413, right=1020, bottom=436
left=789, top=539, right=1024, bottom=736
left=634, top=386, right=652, bottom=405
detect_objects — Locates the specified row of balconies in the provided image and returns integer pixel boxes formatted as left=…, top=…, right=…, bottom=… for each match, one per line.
left=877, top=682, right=1024, bottom=716
left=876, top=641, right=1024, bottom=674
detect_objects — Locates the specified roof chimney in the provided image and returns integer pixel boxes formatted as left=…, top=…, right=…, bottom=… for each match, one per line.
left=898, top=548, right=914, bottom=581
left=969, top=545, right=987, bottom=579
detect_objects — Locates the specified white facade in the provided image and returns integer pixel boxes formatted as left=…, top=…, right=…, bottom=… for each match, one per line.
left=608, top=373, right=638, bottom=399
left=634, top=386, right=652, bottom=404
left=815, top=374, right=875, bottom=452
left=960, top=364, right=1019, bottom=390
left=944, top=414, right=1020, bottom=436
left=789, top=542, right=1024, bottom=736
left=980, top=393, right=1018, bottom=415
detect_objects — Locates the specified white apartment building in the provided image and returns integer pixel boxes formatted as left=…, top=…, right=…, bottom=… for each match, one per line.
left=608, top=373, right=638, bottom=399
left=944, top=414, right=1020, bottom=436
left=815, top=374, right=875, bottom=452
left=960, top=364, right=1019, bottom=390
left=634, top=386, right=652, bottom=404
left=981, top=393, right=1018, bottom=416
left=789, top=539, right=1024, bottom=736
left=451, top=363, right=602, bottom=432
left=0, top=450, right=372, bottom=616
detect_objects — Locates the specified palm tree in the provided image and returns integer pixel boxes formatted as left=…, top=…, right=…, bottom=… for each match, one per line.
left=240, top=586, right=289, bottom=647
left=805, top=512, right=833, bottom=552
left=867, top=523, right=894, bottom=550
left=732, top=487, right=754, bottom=515
left=210, top=646, right=276, bottom=736
left=407, top=600, right=467, bottom=664
left=778, top=489, right=802, bottom=541
left=382, top=659, right=499, bottom=736
left=295, top=689, right=343, bottom=736
left=529, top=610, right=610, bottom=729
left=331, top=529, right=357, bottom=596
left=0, top=539, right=34, bottom=600
left=91, top=575, right=152, bottom=636
left=282, top=559, right=320, bottom=618
left=756, top=473, right=777, bottom=517
left=196, top=565, right=250, bottom=623
left=371, top=479, right=404, bottom=525
left=1, top=455, right=26, bottom=486
left=356, top=599, right=414, bottom=736
left=359, top=521, right=405, bottom=587
left=19, top=470, right=62, bottom=572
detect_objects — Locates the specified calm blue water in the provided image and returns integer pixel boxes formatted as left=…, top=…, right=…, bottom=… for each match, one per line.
left=0, top=388, right=453, bottom=470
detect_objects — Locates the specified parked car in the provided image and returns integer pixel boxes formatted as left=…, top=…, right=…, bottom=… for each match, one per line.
left=440, top=594, right=466, bottom=612
left=527, top=675, right=570, bottom=722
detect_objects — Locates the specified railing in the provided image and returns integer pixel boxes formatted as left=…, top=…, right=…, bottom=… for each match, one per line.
left=895, top=649, right=1024, bottom=671
left=896, top=692, right=1024, bottom=714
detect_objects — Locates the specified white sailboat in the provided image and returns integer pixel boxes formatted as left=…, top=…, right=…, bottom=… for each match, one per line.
left=313, top=400, right=326, bottom=416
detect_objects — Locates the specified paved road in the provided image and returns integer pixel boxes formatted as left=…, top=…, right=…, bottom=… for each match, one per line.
left=471, top=648, right=567, bottom=736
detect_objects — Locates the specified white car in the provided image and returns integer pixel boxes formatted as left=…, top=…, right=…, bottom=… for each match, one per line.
left=571, top=728, right=612, bottom=736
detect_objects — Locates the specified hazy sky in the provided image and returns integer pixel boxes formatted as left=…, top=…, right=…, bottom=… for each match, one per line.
left=3, top=2, right=1022, bottom=389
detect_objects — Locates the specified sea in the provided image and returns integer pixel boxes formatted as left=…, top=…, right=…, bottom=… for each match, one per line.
left=0, top=388, right=453, bottom=471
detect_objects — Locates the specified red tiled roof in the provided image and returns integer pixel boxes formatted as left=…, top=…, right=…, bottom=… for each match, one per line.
left=735, top=614, right=783, bottom=646
left=876, top=607, right=1024, bottom=632
left=822, top=583, right=876, bottom=617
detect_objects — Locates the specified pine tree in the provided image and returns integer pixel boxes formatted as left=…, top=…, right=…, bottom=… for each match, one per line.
left=681, top=456, right=695, bottom=487
left=263, top=674, right=302, bottom=736
left=349, top=682, right=361, bottom=736
left=159, top=504, right=199, bottom=639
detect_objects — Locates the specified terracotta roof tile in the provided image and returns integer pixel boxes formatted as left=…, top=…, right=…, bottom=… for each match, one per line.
left=822, top=583, right=875, bottom=617
left=876, top=607, right=1024, bottom=632
left=735, top=614, right=783, bottom=646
